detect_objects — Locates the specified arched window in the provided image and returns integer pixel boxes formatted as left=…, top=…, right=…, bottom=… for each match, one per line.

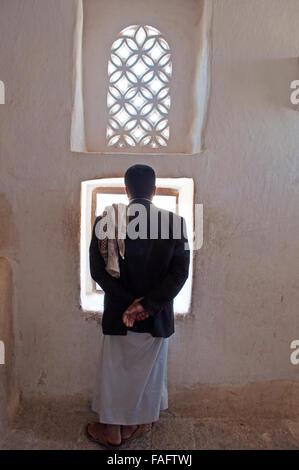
left=106, top=25, right=172, bottom=149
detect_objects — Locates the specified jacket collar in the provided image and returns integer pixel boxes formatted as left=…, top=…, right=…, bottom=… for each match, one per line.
left=128, top=197, right=153, bottom=206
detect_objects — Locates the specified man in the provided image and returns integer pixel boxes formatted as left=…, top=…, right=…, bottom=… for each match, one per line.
left=86, top=164, right=190, bottom=448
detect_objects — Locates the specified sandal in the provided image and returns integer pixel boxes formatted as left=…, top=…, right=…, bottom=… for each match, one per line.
left=85, top=422, right=122, bottom=449
left=122, top=422, right=154, bottom=443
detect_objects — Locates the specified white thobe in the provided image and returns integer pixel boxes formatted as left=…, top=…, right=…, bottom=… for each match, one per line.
left=92, top=330, right=169, bottom=425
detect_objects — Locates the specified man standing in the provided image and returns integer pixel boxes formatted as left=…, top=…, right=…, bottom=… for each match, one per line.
left=86, top=164, right=190, bottom=448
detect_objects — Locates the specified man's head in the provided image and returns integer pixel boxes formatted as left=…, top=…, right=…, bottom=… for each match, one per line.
left=124, top=164, right=156, bottom=200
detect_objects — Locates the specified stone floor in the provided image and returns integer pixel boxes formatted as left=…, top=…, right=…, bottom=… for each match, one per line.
left=1, top=381, right=299, bottom=450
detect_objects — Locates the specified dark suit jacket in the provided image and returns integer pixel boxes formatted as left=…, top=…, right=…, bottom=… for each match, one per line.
left=89, top=198, right=190, bottom=338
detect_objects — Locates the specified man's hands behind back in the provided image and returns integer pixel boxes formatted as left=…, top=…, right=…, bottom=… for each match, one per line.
left=122, top=298, right=150, bottom=327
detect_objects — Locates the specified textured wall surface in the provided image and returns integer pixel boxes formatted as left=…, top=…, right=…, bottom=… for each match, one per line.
left=79, top=0, right=210, bottom=153
left=0, top=258, right=18, bottom=432
left=0, top=0, right=298, bottom=400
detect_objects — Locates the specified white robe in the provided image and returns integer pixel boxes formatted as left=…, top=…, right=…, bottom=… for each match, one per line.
left=92, top=330, right=169, bottom=425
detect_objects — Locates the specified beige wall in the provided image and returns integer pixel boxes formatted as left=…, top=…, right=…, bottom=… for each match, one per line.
left=0, top=0, right=298, bottom=400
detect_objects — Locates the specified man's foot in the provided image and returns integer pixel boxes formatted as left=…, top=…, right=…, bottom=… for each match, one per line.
left=121, top=424, right=138, bottom=439
left=106, top=424, right=122, bottom=445
left=121, top=423, right=153, bottom=442
left=86, top=422, right=121, bottom=447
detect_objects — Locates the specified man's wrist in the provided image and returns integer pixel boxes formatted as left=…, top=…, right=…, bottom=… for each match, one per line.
left=140, top=298, right=159, bottom=317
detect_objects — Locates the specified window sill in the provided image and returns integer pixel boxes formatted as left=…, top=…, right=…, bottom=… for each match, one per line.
left=71, top=148, right=206, bottom=157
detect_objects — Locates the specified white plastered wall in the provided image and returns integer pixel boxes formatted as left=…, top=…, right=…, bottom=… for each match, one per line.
left=71, top=0, right=211, bottom=154
left=0, top=0, right=298, bottom=399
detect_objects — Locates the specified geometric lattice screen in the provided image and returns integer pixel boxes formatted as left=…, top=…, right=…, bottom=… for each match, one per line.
left=106, top=25, right=172, bottom=149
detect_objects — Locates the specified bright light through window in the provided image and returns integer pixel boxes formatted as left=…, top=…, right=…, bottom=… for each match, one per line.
left=94, top=192, right=177, bottom=291
left=95, top=193, right=177, bottom=216
left=81, top=178, right=194, bottom=315
left=106, top=25, right=172, bottom=149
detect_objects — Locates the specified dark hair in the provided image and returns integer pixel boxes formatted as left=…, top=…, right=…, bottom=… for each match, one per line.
left=124, top=164, right=156, bottom=199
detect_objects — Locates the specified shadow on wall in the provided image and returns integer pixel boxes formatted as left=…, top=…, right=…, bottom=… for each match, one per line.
left=0, top=193, right=19, bottom=258
left=0, top=193, right=20, bottom=435
left=0, top=258, right=19, bottom=436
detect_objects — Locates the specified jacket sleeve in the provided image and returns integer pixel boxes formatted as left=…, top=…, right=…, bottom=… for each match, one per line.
left=89, top=216, right=135, bottom=307
left=139, top=217, right=190, bottom=317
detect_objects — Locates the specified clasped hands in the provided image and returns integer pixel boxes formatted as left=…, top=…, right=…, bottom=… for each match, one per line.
left=122, top=297, right=150, bottom=327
